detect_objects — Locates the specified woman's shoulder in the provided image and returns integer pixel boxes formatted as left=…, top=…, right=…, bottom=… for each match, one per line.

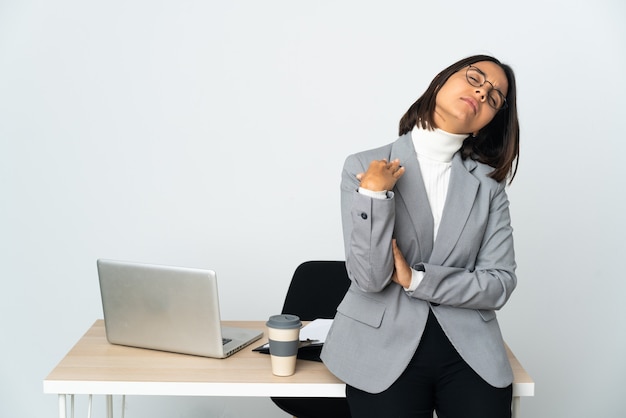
left=345, top=135, right=408, bottom=165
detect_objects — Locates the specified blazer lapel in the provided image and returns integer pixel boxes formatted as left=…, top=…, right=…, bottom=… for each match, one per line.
left=391, top=133, right=434, bottom=261
left=429, top=153, right=479, bottom=265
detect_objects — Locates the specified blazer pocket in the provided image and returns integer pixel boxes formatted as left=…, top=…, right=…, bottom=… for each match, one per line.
left=477, top=309, right=497, bottom=322
left=337, top=290, right=386, bottom=328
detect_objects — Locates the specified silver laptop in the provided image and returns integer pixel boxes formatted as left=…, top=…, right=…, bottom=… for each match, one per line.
left=97, top=259, right=263, bottom=358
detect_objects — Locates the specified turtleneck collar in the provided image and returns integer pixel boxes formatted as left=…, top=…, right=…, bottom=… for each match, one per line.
left=411, top=125, right=467, bottom=163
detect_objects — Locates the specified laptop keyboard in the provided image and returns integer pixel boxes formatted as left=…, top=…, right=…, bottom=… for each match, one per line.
left=222, top=338, right=232, bottom=345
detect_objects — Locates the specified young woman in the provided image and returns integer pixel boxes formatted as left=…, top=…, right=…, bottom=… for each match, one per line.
left=321, top=55, right=520, bottom=418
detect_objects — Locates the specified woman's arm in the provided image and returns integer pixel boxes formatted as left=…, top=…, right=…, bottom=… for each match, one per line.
left=340, top=153, right=404, bottom=292
left=401, top=181, right=517, bottom=310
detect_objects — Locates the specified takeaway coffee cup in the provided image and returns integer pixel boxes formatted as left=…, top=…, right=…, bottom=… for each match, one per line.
left=266, top=314, right=302, bottom=376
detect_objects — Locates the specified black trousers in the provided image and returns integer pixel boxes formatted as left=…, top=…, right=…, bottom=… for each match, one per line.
left=346, top=310, right=512, bottom=418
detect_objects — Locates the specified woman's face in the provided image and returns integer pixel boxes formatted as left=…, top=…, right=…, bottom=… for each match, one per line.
left=433, top=60, right=508, bottom=135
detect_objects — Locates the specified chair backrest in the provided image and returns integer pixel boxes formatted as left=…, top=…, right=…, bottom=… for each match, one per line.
left=281, top=261, right=351, bottom=321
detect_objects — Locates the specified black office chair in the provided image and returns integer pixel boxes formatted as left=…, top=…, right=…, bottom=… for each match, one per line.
left=271, top=261, right=352, bottom=418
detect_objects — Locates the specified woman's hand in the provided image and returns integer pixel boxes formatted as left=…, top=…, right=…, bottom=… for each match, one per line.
left=356, top=159, right=405, bottom=192
left=391, top=239, right=412, bottom=288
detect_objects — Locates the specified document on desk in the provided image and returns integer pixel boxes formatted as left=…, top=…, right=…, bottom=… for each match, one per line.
left=299, top=318, right=333, bottom=345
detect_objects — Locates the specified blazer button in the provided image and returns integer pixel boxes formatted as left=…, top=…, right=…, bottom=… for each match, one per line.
left=360, top=212, right=368, bottom=220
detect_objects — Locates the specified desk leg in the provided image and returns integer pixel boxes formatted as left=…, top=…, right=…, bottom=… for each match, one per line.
left=58, top=394, right=66, bottom=418
left=512, top=396, right=520, bottom=418
left=106, top=395, right=113, bottom=418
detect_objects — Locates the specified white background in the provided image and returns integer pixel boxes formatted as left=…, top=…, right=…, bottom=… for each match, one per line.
left=1, top=1, right=625, bottom=417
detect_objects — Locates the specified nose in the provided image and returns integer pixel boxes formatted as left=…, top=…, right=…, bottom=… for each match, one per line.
left=474, top=80, right=495, bottom=103
left=474, top=86, right=488, bottom=102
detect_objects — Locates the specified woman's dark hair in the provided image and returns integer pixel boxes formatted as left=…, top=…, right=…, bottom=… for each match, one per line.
left=399, top=55, right=519, bottom=184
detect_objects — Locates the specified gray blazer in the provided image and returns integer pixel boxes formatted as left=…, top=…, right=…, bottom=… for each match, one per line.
left=320, top=132, right=517, bottom=393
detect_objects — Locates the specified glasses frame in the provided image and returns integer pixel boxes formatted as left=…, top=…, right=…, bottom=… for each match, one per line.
left=465, top=65, right=508, bottom=111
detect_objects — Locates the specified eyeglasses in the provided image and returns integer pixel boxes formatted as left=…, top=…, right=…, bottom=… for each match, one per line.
left=465, top=65, right=508, bottom=111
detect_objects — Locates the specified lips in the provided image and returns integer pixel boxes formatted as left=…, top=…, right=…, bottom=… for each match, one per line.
left=461, top=97, right=478, bottom=114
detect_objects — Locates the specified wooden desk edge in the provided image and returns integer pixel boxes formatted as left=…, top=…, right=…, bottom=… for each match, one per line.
left=44, top=320, right=534, bottom=398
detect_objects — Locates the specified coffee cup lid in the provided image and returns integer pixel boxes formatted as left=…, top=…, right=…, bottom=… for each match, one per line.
left=266, top=314, right=302, bottom=329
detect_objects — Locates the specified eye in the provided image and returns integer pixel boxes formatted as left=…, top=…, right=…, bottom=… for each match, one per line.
left=468, top=75, right=481, bottom=84
left=466, top=67, right=485, bottom=87
left=488, top=91, right=506, bottom=110
left=488, top=95, right=499, bottom=108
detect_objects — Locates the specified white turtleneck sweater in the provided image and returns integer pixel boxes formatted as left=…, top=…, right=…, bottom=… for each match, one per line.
left=358, top=125, right=467, bottom=292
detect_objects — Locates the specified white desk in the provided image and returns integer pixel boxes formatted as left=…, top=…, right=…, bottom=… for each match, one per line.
left=44, top=320, right=534, bottom=417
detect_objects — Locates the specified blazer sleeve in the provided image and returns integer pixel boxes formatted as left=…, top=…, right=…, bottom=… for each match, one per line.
left=410, top=180, right=517, bottom=310
left=341, top=152, right=396, bottom=293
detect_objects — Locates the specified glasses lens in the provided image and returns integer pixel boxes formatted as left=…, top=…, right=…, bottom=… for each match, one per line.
left=488, top=91, right=506, bottom=110
left=466, top=67, right=484, bottom=87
